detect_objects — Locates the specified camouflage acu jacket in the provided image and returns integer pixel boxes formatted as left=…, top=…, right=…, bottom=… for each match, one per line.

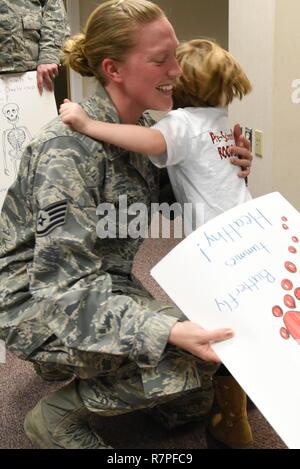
left=0, top=85, right=182, bottom=393
left=0, top=0, right=69, bottom=73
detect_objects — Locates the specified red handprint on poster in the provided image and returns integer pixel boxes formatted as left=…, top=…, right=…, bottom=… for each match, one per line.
left=272, top=218, right=300, bottom=344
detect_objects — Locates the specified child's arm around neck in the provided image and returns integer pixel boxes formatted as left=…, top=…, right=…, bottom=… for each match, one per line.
left=59, top=99, right=166, bottom=156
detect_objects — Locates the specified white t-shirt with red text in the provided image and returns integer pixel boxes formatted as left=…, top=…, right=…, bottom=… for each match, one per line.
left=151, top=107, right=252, bottom=235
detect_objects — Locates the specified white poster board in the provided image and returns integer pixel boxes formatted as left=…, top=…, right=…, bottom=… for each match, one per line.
left=151, top=192, right=300, bottom=449
left=0, top=71, right=57, bottom=209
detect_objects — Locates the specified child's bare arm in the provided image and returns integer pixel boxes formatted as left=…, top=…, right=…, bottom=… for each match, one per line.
left=59, top=99, right=166, bottom=156
left=59, top=99, right=92, bottom=134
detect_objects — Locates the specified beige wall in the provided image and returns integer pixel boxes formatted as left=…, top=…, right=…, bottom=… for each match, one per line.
left=229, top=0, right=300, bottom=211
left=152, top=0, right=228, bottom=47
left=273, top=0, right=300, bottom=209
left=79, top=0, right=228, bottom=44
left=228, top=0, right=275, bottom=199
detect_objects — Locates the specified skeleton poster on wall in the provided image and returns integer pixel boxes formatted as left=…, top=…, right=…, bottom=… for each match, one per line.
left=0, top=71, right=57, bottom=209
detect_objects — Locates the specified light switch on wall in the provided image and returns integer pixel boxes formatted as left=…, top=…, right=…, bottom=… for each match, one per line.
left=255, top=130, right=263, bottom=157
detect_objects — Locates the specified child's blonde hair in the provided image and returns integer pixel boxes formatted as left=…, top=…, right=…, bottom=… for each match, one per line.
left=173, top=39, right=252, bottom=109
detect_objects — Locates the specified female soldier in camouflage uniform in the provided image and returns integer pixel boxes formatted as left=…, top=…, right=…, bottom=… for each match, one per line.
left=0, top=0, right=252, bottom=449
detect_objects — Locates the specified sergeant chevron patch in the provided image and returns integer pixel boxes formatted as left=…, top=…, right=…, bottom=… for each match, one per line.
left=36, top=200, right=68, bottom=237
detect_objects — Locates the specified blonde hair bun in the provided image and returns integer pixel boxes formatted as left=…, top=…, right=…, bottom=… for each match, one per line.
left=63, top=34, right=94, bottom=77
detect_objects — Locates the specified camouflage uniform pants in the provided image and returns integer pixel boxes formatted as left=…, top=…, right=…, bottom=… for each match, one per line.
left=29, top=293, right=218, bottom=428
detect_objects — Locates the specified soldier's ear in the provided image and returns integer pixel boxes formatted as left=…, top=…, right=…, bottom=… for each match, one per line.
left=101, top=59, right=123, bottom=83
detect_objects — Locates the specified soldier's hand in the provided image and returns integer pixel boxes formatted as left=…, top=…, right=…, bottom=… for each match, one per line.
left=59, top=99, right=91, bottom=133
left=37, top=64, right=59, bottom=95
left=168, top=320, right=234, bottom=363
left=230, top=123, right=253, bottom=178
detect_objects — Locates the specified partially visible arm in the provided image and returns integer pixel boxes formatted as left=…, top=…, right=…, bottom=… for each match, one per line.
left=168, top=321, right=234, bottom=363
left=37, top=0, right=70, bottom=94
left=59, top=100, right=167, bottom=156
left=230, top=124, right=253, bottom=178
left=38, top=0, right=70, bottom=65
left=36, top=64, right=59, bottom=94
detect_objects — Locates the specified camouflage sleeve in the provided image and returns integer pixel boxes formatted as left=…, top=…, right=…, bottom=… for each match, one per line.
left=37, top=0, right=70, bottom=65
left=31, top=137, right=178, bottom=368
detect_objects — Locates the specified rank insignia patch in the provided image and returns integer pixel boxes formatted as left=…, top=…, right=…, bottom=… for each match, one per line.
left=36, top=200, right=68, bottom=237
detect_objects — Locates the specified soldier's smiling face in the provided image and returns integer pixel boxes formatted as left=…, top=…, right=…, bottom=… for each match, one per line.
left=113, top=16, right=182, bottom=121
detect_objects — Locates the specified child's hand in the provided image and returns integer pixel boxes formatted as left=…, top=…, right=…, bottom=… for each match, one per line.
left=59, top=99, right=90, bottom=134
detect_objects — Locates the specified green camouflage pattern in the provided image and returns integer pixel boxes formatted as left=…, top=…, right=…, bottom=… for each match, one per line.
left=0, top=84, right=216, bottom=409
left=0, top=0, right=69, bottom=73
left=24, top=381, right=113, bottom=449
left=143, top=385, right=215, bottom=429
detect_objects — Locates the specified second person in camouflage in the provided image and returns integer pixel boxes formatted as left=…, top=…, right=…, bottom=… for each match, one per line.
left=0, top=0, right=252, bottom=449
left=0, top=0, right=69, bottom=94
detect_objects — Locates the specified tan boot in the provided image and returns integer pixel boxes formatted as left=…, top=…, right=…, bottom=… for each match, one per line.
left=207, top=376, right=253, bottom=449
left=24, top=381, right=112, bottom=449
